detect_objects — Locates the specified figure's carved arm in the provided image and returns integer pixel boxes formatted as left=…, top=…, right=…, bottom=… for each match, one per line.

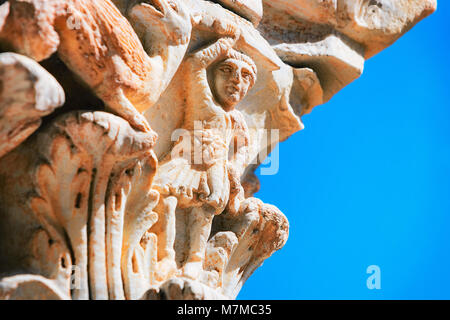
left=229, top=111, right=250, bottom=177
left=226, top=111, right=250, bottom=214
left=117, top=0, right=195, bottom=103
left=191, top=37, right=235, bottom=69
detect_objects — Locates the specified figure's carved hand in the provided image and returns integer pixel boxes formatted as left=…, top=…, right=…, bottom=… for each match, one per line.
left=204, top=192, right=227, bottom=213
left=211, top=19, right=240, bottom=40
left=195, top=13, right=241, bottom=40
left=216, top=37, right=236, bottom=53
left=199, top=177, right=228, bottom=214
left=130, top=0, right=192, bottom=44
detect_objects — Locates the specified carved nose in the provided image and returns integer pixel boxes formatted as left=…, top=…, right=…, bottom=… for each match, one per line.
left=230, top=72, right=241, bottom=83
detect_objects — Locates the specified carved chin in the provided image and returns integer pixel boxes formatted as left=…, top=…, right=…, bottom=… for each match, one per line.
left=221, top=94, right=240, bottom=108
left=229, top=93, right=241, bottom=102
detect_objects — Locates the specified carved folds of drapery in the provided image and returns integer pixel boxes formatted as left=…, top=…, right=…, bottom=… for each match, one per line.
left=0, top=0, right=436, bottom=299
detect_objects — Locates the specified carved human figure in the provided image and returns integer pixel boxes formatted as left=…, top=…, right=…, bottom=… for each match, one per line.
left=0, top=0, right=193, bottom=131
left=151, top=33, right=257, bottom=280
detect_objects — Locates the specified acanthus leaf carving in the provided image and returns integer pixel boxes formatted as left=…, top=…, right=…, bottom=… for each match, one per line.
left=0, top=111, right=159, bottom=300
left=0, top=52, right=65, bottom=158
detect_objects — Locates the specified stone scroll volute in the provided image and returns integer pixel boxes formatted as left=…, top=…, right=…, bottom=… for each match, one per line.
left=0, top=0, right=436, bottom=299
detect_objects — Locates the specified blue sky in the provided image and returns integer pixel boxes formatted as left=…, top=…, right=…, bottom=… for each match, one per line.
left=238, top=2, right=450, bottom=300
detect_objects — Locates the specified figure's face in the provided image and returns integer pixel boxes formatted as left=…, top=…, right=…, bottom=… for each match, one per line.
left=213, top=58, right=254, bottom=110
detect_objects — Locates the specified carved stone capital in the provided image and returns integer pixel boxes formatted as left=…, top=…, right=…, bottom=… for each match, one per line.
left=0, top=0, right=436, bottom=299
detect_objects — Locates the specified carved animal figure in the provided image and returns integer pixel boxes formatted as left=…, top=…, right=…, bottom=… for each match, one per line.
left=0, top=0, right=193, bottom=131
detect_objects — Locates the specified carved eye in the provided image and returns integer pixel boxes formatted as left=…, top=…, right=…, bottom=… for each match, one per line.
left=242, top=71, right=252, bottom=80
left=220, top=66, right=232, bottom=74
left=168, top=0, right=178, bottom=12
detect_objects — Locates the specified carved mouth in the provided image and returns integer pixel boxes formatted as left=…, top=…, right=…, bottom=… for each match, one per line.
left=226, top=86, right=239, bottom=95
left=141, top=0, right=165, bottom=17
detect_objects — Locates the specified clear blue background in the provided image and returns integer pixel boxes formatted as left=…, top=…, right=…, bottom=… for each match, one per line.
left=238, top=2, right=450, bottom=300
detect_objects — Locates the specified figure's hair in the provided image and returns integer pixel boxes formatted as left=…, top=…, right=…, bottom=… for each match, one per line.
left=224, top=49, right=257, bottom=87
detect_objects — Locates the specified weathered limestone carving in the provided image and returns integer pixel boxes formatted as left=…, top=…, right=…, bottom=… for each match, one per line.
left=0, top=111, right=159, bottom=300
left=0, top=275, right=70, bottom=300
left=152, top=32, right=258, bottom=281
left=0, top=0, right=193, bottom=131
left=0, top=52, right=65, bottom=158
left=259, top=0, right=437, bottom=101
left=0, top=0, right=436, bottom=299
left=212, top=0, right=263, bottom=26
left=260, top=0, right=437, bottom=59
